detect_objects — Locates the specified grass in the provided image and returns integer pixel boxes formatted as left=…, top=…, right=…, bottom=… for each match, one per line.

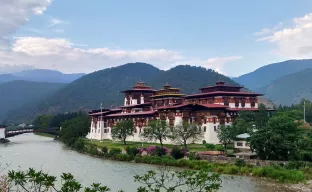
left=87, top=139, right=207, bottom=152
left=34, top=132, right=55, bottom=138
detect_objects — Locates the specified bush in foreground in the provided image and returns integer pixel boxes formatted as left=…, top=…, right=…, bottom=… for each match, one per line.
left=4, top=167, right=221, bottom=192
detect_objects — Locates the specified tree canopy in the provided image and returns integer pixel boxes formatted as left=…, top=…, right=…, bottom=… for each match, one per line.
left=111, top=120, right=134, bottom=145
left=142, top=120, right=172, bottom=147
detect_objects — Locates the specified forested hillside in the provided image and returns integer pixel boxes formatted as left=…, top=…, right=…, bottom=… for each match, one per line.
left=256, top=68, right=312, bottom=105
left=4, top=63, right=243, bottom=123
left=0, top=81, right=65, bottom=121
left=234, top=59, right=312, bottom=90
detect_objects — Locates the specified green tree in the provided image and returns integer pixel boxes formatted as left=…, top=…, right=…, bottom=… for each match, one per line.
left=134, top=166, right=221, bottom=192
left=142, top=120, right=171, bottom=147
left=60, top=115, right=90, bottom=146
left=254, top=103, right=269, bottom=129
left=172, top=122, right=203, bottom=149
left=4, top=167, right=222, bottom=192
left=249, top=115, right=298, bottom=160
left=216, top=125, right=234, bottom=149
left=111, top=120, right=134, bottom=145
left=33, top=115, right=53, bottom=128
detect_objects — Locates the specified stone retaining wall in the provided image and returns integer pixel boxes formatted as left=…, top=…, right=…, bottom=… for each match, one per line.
left=198, top=154, right=288, bottom=167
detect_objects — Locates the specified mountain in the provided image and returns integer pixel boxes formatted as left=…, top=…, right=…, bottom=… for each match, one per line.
left=256, top=68, right=312, bottom=105
left=0, top=81, right=65, bottom=121
left=4, top=63, right=248, bottom=123
left=233, top=59, right=312, bottom=90
left=0, top=69, right=85, bottom=83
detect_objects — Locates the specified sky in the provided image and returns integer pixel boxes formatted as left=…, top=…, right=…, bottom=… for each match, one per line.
left=0, top=0, right=312, bottom=77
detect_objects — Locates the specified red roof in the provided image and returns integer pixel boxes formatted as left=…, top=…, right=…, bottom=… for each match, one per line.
left=185, top=91, right=263, bottom=98
left=197, top=103, right=229, bottom=108
left=121, top=89, right=157, bottom=93
left=106, top=111, right=157, bottom=117
left=157, top=103, right=228, bottom=110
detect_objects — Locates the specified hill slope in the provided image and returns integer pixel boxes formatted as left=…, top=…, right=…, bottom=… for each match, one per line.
left=0, top=81, right=65, bottom=121
left=234, top=59, right=312, bottom=90
left=0, top=69, right=85, bottom=83
left=5, top=63, right=244, bottom=123
left=256, top=68, right=312, bottom=105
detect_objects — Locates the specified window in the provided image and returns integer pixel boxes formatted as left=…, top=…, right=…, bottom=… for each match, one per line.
left=204, top=126, right=206, bottom=132
left=213, top=117, right=216, bottom=124
left=202, top=100, right=206, bottom=104
left=98, top=129, right=100, bottom=133
left=214, top=126, right=217, bottom=132
left=237, top=142, right=243, bottom=146
left=241, top=99, right=246, bottom=107
left=199, top=127, right=202, bottom=132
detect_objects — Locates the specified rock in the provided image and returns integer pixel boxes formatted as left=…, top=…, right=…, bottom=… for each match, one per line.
left=0, top=138, right=10, bottom=143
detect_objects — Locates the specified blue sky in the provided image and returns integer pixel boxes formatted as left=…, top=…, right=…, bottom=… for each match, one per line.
left=1, top=0, right=312, bottom=76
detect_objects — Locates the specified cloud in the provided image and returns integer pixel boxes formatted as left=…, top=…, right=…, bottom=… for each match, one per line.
left=0, top=64, right=33, bottom=74
left=0, top=0, right=52, bottom=50
left=48, top=18, right=67, bottom=27
left=256, top=13, right=312, bottom=59
left=0, top=37, right=242, bottom=74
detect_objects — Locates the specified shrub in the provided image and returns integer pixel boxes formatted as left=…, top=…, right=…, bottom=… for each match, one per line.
left=146, top=146, right=168, bottom=156
left=285, top=161, right=306, bottom=170
left=214, top=144, right=224, bottom=151
left=101, top=146, right=108, bottom=154
left=188, top=152, right=201, bottom=160
left=73, top=139, right=85, bottom=152
left=235, top=159, right=246, bottom=167
left=170, top=147, right=185, bottom=159
left=125, top=146, right=140, bottom=156
left=115, top=154, right=134, bottom=161
left=108, top=148, right=122, bottom=157
left=85, top=144, right=99, bottom=156
left=202, top=140, right=207, bottom=144
left=205, top=144, right=215, bottom=150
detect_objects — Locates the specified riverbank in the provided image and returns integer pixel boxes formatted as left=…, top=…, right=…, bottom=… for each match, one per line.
left=34, top=132, right=55, bottom=138
left=88, top=139, right=207, bottom=151
left=69, top=140, right=312, bottom=185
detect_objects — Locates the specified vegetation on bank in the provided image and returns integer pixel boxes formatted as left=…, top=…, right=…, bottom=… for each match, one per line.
left=69, top=139, right=310, bottom=184
left=34, top=132, right=55, bottom=138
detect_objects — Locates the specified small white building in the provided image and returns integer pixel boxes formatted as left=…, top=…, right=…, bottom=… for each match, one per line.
left=234, top=133, right=257, bottom=159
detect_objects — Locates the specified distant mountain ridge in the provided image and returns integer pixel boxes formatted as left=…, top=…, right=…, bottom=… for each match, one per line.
left=0, top=69, right=85, bottom=83
left=256, top=68, right=312, bottom=105
left=0, top=81, right=65, bottom=121
left=233, top=59, right=312, bottom=90
left=4, top=62, right=262, bottom=123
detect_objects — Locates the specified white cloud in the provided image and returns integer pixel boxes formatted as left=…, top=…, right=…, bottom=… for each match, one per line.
left=0, top=37, right=242, bottom=74
left=0, top=0, right=241, bottom=75
left=48, top=18, right=67, bottom=27
left=0, top=0, right=52, bottom=50
left=256, top=13, right=312, bottom=59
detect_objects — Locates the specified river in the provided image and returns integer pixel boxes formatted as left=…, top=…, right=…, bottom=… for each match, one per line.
left=0, top=130, right=294, bottom=192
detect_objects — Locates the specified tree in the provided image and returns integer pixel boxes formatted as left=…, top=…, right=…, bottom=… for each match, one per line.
left=172, top=122, right=203, bottom=149
left=111, top=120, right=134, bottom=145
left=254, top=103, right=269, bottom=129
left=33, top=115, right=53, bottom=128
left=142, top=120, right=171, bottom=147
left=249, top=115, right=298, bottom=160
left=216, top=125, right=234, bottom=149
left=4, top=166, right=222, bottom=192
left=60, top=115, right=90, bottom=146
left=134, top=166, right=221, bottom=192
